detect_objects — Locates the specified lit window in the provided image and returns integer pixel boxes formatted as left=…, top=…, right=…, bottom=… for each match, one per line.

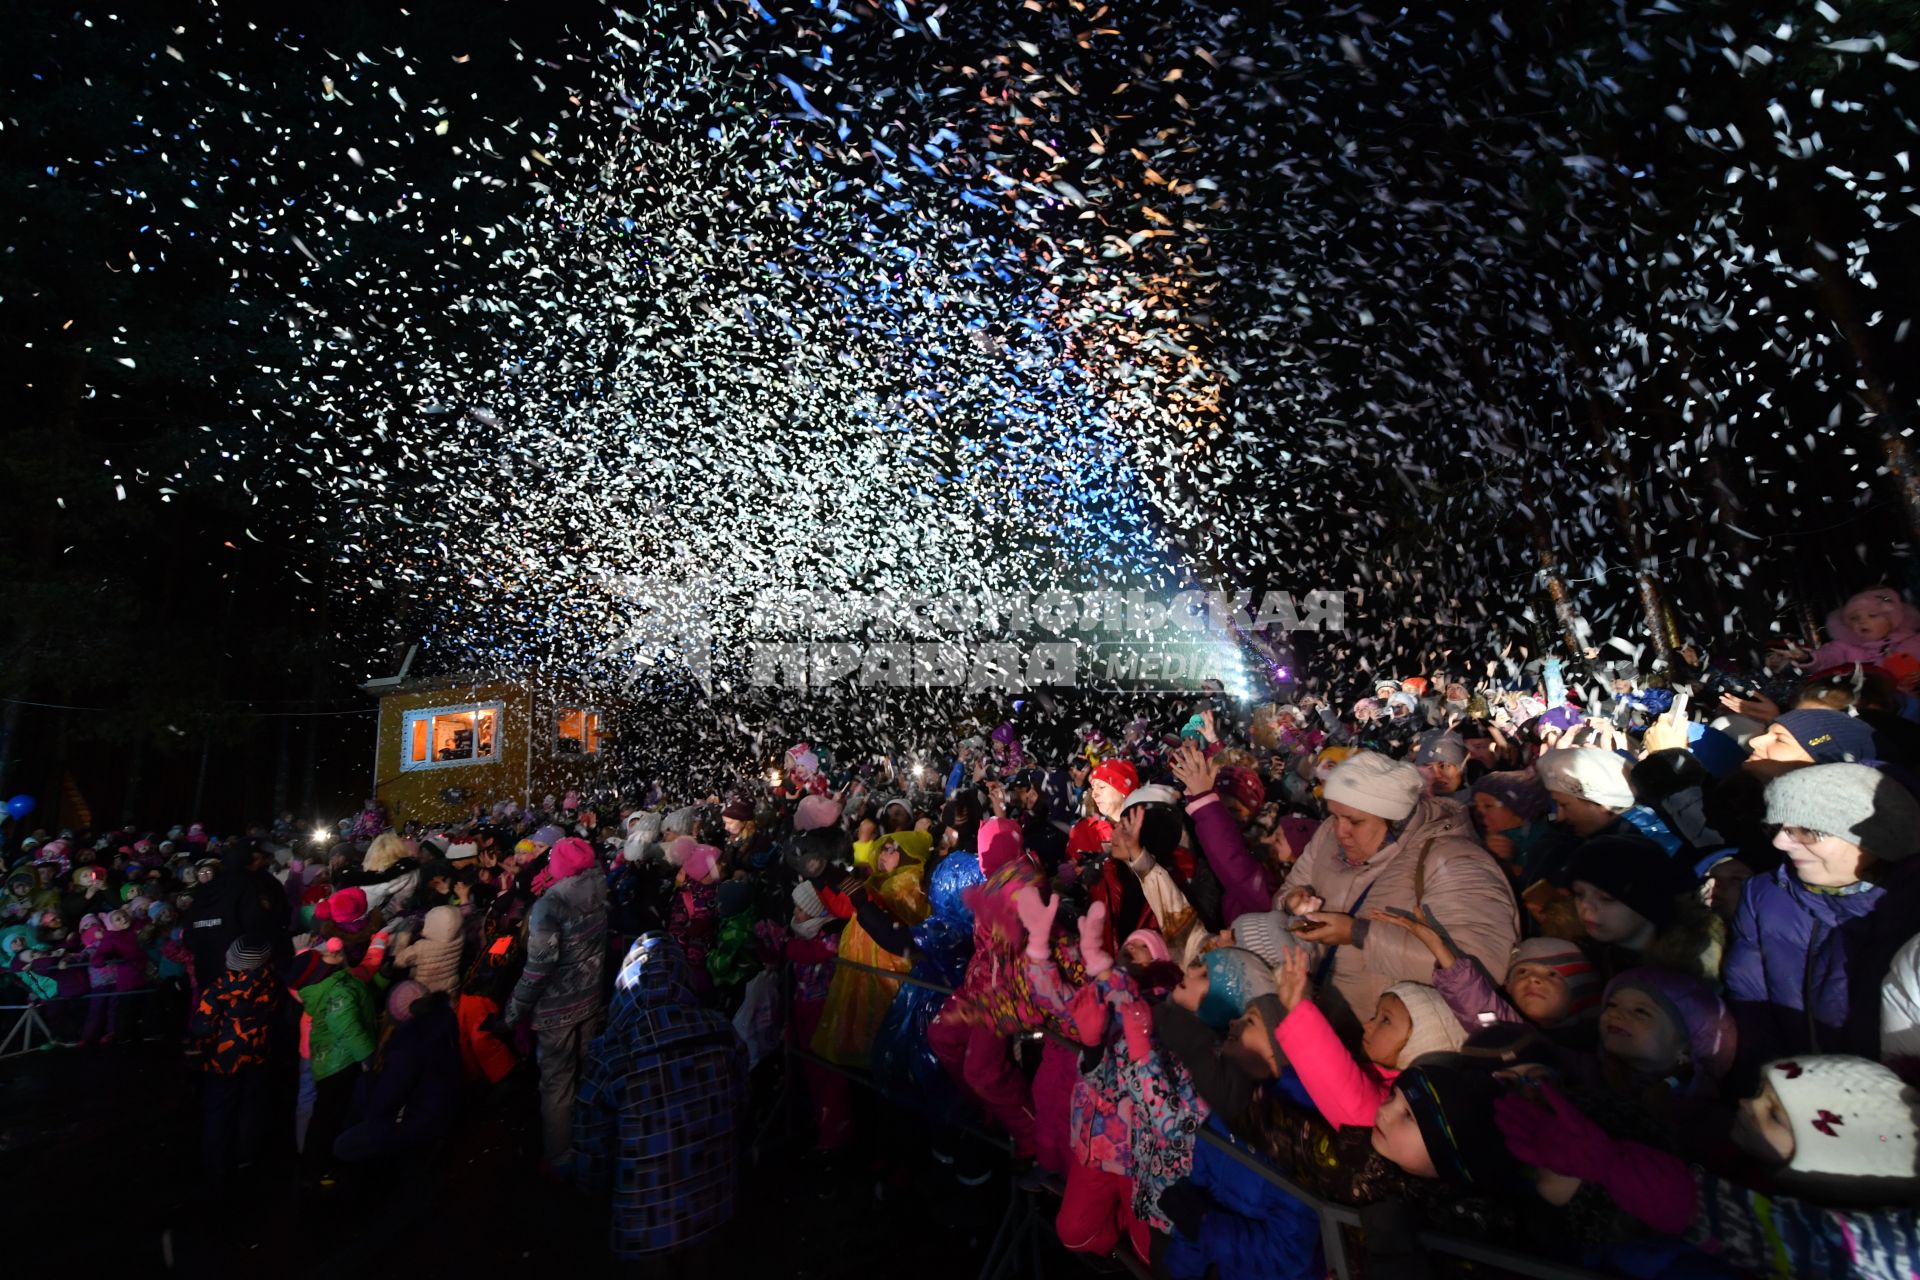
left=399, top=702, right=504, bottom=772
left=555, top=707, right=604, bottom=756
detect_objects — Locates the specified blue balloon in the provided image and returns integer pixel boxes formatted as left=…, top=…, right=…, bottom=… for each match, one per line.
left=6, top=795, right=34, bottom=820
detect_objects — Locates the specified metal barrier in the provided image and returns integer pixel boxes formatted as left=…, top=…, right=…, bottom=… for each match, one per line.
left=780, top=952, right=1616, bottom=1280
left=0, top=985, right=156, bottom=1060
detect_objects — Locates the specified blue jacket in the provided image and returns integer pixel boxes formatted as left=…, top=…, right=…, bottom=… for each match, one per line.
left=1164, top=1085, right=1324, bottom=1280
left=575, top=934, right=748, bottom=1260
left=1725, top=861, right=1920, bottom=1078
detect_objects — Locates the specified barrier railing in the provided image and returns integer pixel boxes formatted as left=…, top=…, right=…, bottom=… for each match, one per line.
left=0, top=984, right=157, bottom=1060
left=782, top=952, right=1615, bottom=1280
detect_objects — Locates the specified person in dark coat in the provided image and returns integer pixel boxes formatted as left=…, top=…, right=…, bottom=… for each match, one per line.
left=333, top=980, right=461, bottom=1166
left=184, top=843, right=289, bottom=1000
left=575, top=933, right=748, bottom=1264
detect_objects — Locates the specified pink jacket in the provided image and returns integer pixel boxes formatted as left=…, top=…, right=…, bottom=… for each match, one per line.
left=1186, top=792, right=1275, bottom=923
left=1273, top=1000, right=1396, bottom=1127
left=1812, top=591, right=1920, bottom=673
left=89, top=928, right=148, bottom=991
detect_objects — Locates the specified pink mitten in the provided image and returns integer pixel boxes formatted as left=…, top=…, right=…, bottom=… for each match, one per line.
left=1078, top=901, right=1114, bottom=977
left=1013, top=887, right=1060, bottom=962
left=1119, top=998, right=1152, bottom=1061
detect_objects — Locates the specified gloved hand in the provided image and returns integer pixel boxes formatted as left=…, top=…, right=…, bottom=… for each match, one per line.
left=1013, top=886, right=1059, bottom=963
left=1157, top=1178, right=1210, bottom=1239
left=1493, top=1083, right=1696, bottom=1234
left=1078, top=900, right=1114, bottom=977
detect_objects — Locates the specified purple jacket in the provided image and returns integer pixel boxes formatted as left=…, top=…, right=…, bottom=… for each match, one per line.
left=1725, top=861, right=1920, bottom=1079
left=1185, top=793, right=1274, bottom=924
left=1431, top=954, right=1523, bottom=1034
left=89, top=928, right=147, bottom=991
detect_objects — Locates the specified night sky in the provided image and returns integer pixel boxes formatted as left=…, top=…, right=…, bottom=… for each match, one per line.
left=1, top=0, right=1914, bottom=825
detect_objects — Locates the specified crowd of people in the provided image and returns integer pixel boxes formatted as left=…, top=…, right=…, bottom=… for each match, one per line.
left=8, top=582, right=1920, bottom=1278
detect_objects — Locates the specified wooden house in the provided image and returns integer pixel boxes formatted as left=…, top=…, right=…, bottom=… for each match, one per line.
left=364, top=669, right=618, bottom=826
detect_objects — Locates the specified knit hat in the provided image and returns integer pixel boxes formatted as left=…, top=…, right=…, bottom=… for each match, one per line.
left=1118, top=783, right=1182, bottom=815
left=533, top=836, right=597, bottom=894
left=445, top=841, right=478, bottom=863
left=1196, top=946, right=1276, bottom=1031
left=791, top=880, right=828, bottom=920
left=530, top=825, right=566, bottom=848
left=1565, top=835, right=1695, bottom=926
left=1395, top=1064, right=1516, bottom=1190
left=1065, top=817, right=1112, bottom=860
left=1230, top=909, right=1305, bottom=969
left=721, top=798, right=755, bottom=823
left=1604, top=968, right=1735, bottom=1094
left=325, top=887, right=369, bottom=927
left=1765, top=763, right=1920, bottom=861
left=1507, top=937, right=1602, bottom=1017
left=1772, top=709, right=1877, bottom=764
left=791, top=880, right=831, bottom=939
left=1090, top=759, right=1139, bottom=797
left=680, top=843, right=722, bottom=884
left=226, top=935, right=270, bottom=972
left=1322, top=751, right=1424, bottom=822
left=1413, top=733, right=1468, bottom=768
left=1535, top=747, right=1636, bottom=812
left=662, top=805, right=701, bottom=837
left=387, top=979, right=428, bottom=1024
left=1384, top=981, right=1470, bottom=1068
left=977, top=816, right=1026, bottom=876
left=1467, top=769, right=1552, bottom=824
left=1762, top=1055, right=1920, bottom=1199
left=105, top=908, right=131, bottom=931
left=1123, top=929, right=1170, bottom=964
left=1213, top=766, right=1266, bottom=813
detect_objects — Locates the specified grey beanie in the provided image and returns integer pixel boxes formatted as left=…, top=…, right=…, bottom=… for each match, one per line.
left=1231, top=909, right=1305, bottom=969
left=1765, top=763, right=1920, bottom=861
left=226, top=935, right=270, bottom=971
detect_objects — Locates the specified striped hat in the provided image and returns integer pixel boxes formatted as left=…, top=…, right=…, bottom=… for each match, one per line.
left=1507, top=937, right=1601, bottom=1017
left=226, top=935, right=271, bottom=971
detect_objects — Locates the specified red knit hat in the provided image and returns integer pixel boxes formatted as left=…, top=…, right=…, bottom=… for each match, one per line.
left=326, top=887, right=368, bottom=925
left=1090, top=759, right=1139, bottom=796
left=1065, top=817, right=1113, bottom=860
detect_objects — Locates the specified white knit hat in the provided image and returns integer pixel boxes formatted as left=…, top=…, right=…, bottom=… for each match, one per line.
left=1384, top=980, right=1469, bottom=1069
left=1534, top=747, right=1635, bottom=812
left=1322, top=751, right=1424, bottom=822
left=1764, top=1055, right=1920, bottom=1197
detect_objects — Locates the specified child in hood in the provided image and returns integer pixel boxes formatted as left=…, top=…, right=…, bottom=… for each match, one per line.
left=391, top=903, right=465, bottom=994
left=1271, top=945, right=1468, bottom=1127
left=80, top=908, right=148, bottom=1045
left=1812, top=587, right=1920, bottom=687
left=666, top=841, right=723, bottom=997
left=289, top=938, right=377, bottom=1179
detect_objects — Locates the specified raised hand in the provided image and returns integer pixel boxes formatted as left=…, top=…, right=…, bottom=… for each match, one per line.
left=1014, top=886, right=1061, bottom=962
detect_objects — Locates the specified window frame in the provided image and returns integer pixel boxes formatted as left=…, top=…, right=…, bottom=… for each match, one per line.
left=553, top=705, right=605, bottom=758
left=398, top=700, right=506, bottom=772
